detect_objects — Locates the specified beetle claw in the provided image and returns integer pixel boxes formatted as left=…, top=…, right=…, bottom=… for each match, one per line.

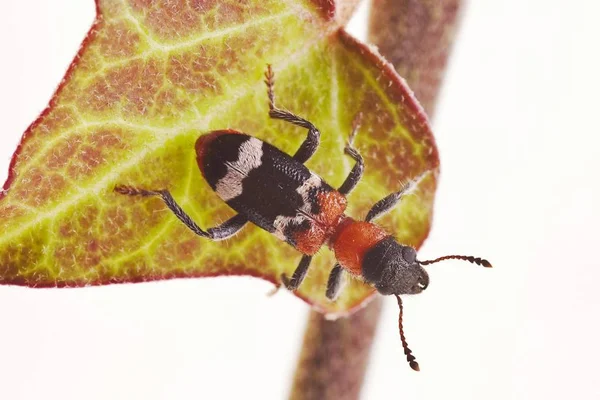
left=266, top=281, right=282, bottom=297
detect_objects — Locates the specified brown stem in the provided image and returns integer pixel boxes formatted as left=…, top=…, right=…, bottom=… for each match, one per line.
left=369, top=0, right=463, bottom=116
left=290, top=299, right=383, bottom=400
left=289, top=1, right=464, bottom=399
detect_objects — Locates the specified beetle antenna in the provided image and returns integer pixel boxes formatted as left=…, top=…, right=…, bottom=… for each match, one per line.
left=395, top=295, right=420, bottom=371
left=418, top=254, right=492, bottom=268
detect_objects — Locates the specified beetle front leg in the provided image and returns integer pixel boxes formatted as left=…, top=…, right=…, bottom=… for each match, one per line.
left=114, top=185, right=248, bottom=240
left=365, top=172, right=428, bottom=223
left=281, top=254, right=312, bottom=291
left=264, top=65, right=321, bottom=164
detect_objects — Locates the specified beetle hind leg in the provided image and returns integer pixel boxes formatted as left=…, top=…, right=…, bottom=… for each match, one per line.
left=114, top=185, right=247, bottom=240
left=264, top=65, right=321, bottom=164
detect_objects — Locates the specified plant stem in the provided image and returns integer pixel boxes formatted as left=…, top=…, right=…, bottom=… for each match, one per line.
left=369, top=0, right=463, bottom=115
left=289, top=1, right=463, bottom=399
left=290, top=299, right=383, bottom=400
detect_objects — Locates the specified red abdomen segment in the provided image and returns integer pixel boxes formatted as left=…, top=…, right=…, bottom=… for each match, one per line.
left=331, top=220, right=389, bottom=275
left=195, top=131, right=347, bottom=255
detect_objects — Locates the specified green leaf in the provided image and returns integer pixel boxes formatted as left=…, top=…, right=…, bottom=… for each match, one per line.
left=0, top=0, right=438, bottom=315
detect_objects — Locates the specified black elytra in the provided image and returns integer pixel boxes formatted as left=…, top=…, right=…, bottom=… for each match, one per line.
left=199, top=132, right=337, bottom=244
left=114, top=65, right=492, bottom=371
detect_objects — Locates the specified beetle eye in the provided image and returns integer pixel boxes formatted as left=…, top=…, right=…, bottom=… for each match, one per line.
left=402, top=246, right=417, bottom=263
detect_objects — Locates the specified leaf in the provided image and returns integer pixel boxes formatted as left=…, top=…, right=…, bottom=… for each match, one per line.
left=0, top=0, right=439, bottom=315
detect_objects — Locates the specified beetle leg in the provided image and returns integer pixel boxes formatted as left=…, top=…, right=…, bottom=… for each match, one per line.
left=206, top=214, right=249, bottom=240
left=281, top=254, right=312, bottom=291
left=325, top=263, right=345, bottom=301
left=365, top=172, right=428, bottom=222
left=114, top=185, right=248, bottom=240
left=264, top=65, right=321, bottom=164
left=338, top=115, right=365, bottom=195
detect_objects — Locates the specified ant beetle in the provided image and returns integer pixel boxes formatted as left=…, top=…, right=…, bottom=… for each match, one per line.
left=115, top=65, right=491, bottom=371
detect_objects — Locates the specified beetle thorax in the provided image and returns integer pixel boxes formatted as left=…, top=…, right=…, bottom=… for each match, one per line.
left=330, top=219, right=388, bottom=275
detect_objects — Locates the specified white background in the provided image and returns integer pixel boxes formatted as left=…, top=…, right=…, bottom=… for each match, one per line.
left=1, top=1, right=599, bottom=399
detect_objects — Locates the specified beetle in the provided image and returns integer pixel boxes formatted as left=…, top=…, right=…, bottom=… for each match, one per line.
left=115, top=65, right=491, bottom=371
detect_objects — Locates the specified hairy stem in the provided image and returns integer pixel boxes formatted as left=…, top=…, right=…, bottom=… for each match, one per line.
left=369, top=0, right=463, bottom=115
left=290, top=299, right=383, bottom=400
left=289, top=1, right=463, bottom=399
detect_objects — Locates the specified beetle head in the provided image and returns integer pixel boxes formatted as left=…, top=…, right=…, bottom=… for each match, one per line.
left=362, top=236, right=429, bottom=296
left=363, top=237, right=492, bottom=371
